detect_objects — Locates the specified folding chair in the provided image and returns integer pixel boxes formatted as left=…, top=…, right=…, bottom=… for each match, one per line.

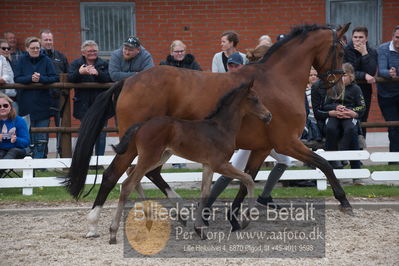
left=0, top=152, right=26, bottom=178
left=0, top=115, right=32, bottom=178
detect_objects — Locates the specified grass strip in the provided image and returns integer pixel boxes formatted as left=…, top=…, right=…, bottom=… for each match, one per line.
left=1, top=184, right=398, bottom=203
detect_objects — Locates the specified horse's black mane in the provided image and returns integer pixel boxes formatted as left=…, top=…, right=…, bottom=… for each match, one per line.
left=205, top=83, right=248, bottom=120
left=257, top=24, right=335, bottom=64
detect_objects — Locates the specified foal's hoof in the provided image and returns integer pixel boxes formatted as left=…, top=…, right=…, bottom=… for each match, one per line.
left=194, top=227, right=208, bottom=240
left=109, top=237, right=117, bottom=244
left=171, top=213, right=187, bottom=227
left=339, top=206, right=354, bottom=216
left=85, top=232, right=100, bottom=238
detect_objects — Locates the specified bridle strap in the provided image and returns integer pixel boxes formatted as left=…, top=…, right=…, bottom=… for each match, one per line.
left=317, top=28, right=344, bottom=89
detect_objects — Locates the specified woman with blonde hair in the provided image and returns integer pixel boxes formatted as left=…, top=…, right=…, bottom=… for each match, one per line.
left=0, top=93, right=30, bottom=177
left=160, top=40, right=201, bottom=70
left=320, top=63, right=365, bottom=169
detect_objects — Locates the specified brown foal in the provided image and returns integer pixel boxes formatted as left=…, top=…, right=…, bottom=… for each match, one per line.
left=108, top=82, right=272, bottom=243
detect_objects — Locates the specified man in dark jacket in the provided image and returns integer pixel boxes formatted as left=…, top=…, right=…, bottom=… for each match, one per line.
left=14, top=36, right=59, bottom=159
left=68, top=40, right=111, bottom=156
left=344, top=26, right=377, bottom=138
left=40, top=29, right=69, bottom=157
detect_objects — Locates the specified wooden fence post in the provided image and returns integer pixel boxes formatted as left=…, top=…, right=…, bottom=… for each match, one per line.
left=59, top=74, right=72, bottom=158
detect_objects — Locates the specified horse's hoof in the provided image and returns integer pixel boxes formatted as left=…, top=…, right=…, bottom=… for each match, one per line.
left=230, top=221, right=241, bottom=232
left=194, top=227, right=207, bottom=240
left=178, top=216, right=187, bottom=227
left=109, top=238, right=117, bottom=245
left=202, top=219, right=209, bottom=227
left=240, top=219, right=250, bottom=230
left=339, top=206, right=354, bottom=216
left=171, top=213, right=187, bottom=226
left=85, top=232, right=100, bottom=238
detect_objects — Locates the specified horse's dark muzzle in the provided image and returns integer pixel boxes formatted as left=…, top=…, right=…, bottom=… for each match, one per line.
left=262, top=113, right=272, bottom=124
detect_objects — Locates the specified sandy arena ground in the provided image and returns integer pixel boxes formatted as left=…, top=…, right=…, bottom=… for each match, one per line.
left=0, top=198, right=398, bottom=266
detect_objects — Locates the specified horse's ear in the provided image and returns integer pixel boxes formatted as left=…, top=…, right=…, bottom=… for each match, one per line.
left=337, top=23, right=351, bottom=38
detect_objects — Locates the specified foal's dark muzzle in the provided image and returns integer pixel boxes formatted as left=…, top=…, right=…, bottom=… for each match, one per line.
left=262, top=112, right=272, bottom=124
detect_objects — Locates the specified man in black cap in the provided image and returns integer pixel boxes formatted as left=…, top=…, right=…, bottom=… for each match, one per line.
left=108, top=36, right=154, bottom=81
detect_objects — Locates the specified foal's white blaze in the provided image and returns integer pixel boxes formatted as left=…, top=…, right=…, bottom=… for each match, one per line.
left=86, top=206, right=102, bottom=238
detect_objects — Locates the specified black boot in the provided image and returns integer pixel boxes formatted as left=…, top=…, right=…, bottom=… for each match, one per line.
left=329, top=160, right=344, bottom=169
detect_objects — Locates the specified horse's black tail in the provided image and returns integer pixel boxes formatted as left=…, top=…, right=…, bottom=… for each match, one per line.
left=63, top=79, right=125, bottom=199
left=111, top=122, right=144, bottom=155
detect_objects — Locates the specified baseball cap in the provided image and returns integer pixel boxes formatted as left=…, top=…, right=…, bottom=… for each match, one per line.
left=227, top=52, right=243, bottom=65
left=123, top=36, right=141, bottom=48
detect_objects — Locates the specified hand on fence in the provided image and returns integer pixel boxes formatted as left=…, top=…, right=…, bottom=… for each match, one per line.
left=32, top=72, right=40, bottom=83
left=389, top=67, right=397, bottom=78
left=365, top=73, right=376, bottom=84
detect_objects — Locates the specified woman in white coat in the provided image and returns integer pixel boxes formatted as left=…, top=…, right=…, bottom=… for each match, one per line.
left=211, top=31, right=247, bottom=73
left=0, top=54, right=16, bottom=111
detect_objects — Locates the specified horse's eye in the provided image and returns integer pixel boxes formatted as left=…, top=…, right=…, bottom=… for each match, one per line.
left=249, top=97, right=259, bottom=103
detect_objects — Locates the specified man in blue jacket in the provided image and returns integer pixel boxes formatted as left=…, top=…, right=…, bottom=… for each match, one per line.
left=377, top=25, right=399, bottom=158
left=14, top=36, right=59, bottom=159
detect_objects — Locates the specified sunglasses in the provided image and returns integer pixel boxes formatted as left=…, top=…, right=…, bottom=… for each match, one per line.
left=1, top=47, right=10, bottom=51
left=0, top=104, right=10, bottom=109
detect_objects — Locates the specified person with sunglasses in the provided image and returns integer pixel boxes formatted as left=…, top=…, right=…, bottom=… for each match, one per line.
left=0, top=93, right=30, bottom=177
left=160, top=40, right=201, bottom=70
left=0, top=51, right=13, bottom=85
left=0, top=39, right=17, bottom=111
left=0, top=39, right=12, bottom=63
left=13, top=36, right=59, bottom=159
left=3, top=32, right=23, bottom=66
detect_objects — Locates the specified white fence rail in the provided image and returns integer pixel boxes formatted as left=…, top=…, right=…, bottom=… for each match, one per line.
left=0, top=150, right=398, bottom=195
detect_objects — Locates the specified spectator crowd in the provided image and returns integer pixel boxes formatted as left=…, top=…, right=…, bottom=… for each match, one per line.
left=0, top=25, right=398, bottom=173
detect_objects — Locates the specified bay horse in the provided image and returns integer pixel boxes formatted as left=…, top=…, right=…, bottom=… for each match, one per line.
left=64, top=23, right=352, bottom=238
left=108, top=82, right=272, bottom=243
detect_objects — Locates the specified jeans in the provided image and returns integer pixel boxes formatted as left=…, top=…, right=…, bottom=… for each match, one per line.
left=0, top=148, right=26, bottom=159
left=378, top=94, right=399, bottom=152
left=30, top=118, right=50, bottom=159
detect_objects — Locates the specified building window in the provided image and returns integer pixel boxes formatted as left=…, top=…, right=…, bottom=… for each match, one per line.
left=326, top=0, right=381, bottom=48
left=80, top=2, right=135, bottom=56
